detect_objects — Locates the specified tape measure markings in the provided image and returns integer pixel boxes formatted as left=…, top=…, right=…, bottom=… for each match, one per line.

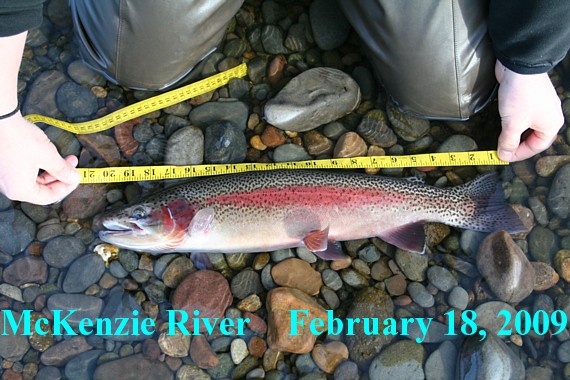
left=24, top=63, right=248, bottom=134
left=78, top=151, right=507, bottom=184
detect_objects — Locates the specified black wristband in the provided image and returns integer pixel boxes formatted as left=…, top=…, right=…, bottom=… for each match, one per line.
left=0, top=105, right=19, bottom=120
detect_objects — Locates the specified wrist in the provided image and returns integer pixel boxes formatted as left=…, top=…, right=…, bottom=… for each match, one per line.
left=0, top=104, right=20, bottom=120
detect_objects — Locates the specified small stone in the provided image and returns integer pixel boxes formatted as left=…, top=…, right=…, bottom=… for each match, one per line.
left=474, top=301, right=516, bottom=335
left=172, top=271, right=232, bottom=332
left=369, top=340, right=425, bottom=380
left=356, top=110, right=397, bottom=147
left=43, top=236, right=85, bottom=268
left=437, top=135, right=478, bottom=153
left=250, top=135, right=267, bottom=150
left=0, top=283, right=22, bottom=301
left=333, top=132, right=367, bottom=158
left=47, top=294, right=104, bottom=326
left=273, top=143, right=312, bottom=162
left=231, top=338, right=249, bottom=365
left=23, top=70, right=67, bottom=117
left=0, top=209, right=36, bottom=256
left=448, top=286, right=469, bottom=310
left=64, top=349, right=104, bottom=380
left=311, top=341, right=349, bottom=374
left=189, top=101, right=249, bottom=131
left=261, top=125, right=286, bottom=147
left=176, top=365, right=210, bottom=380
left=371, top=259, right=393, bottom=282
left=555, top=250, right=570, bottom=283
left=244, top=311, right=267, bottom=334
left=535, top=155, right=570, bottom=177
left=231, top=268, right=264, bottom=300
left=424, top=341, right=456, bottom=380
left=528, top=225, right=559, bottom=264
left=63, top=254, right=106, bottom=293
left=477, top=231, right=535, bottom=302
left=190, top=334, right=219, bottom=369
left=162, top=256, right=196, bottom=288
left=164, top=126, right=204, bottom=166
left=303, top=130, right=334, bottom=156
left=237, top=294, right=262, bottom=312
left=407, top=282, right=435, bottom=308
left=285, top=23, right=310, bottom=52
left=340, top=268, right=369, bottom=288
left=3, top=257, right=48, bottom=286
left=384, top=274, right=407, bottom=296
left=531, top=261, right=559, bottom=291
left=204, top=121, right=247, bottom=164
left=62, top=184, right=108, bottom=219
left=548, top=163, right=570, bottom=218
left=386, top=101, right=430, bottom=142
left=261, top=25, right=287, bottom=54
left=267, top=287, right=328, bottom=354
left=67, top=60, right=106, bottom=86
left=267, top=54, right=287, bottom=86
left=142, top=339, right=161, bottom=360
left=93, top=354, right=172, bottom=380
left=309, top=0, right=351, bottom=50
left=56, top=82, right=98, bottom=118
left=158, top=326, right=190, bottom=358
left=427, top=266, right=458, bottom=292
left=271, top=258, right=323, bottom=295
left=248, top=335, right=267, bottom=359
left=40, top=336, right=92, bottom=366
left=264, top=67, right=360, bottom=132
left=322, top=269, right=343, bottom=291
left=395, top=249, right=428, bottom=281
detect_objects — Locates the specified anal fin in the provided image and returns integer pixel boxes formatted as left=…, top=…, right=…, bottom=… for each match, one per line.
left=377, top=222, right=426, bottom=254
left=313, top=241, right=346, bottom=260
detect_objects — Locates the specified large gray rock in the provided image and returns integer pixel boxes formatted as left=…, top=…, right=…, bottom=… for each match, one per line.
left=264, top=67, right=360, bottom=132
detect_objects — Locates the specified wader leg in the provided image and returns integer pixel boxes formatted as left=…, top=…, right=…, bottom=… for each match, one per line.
left=69, top=0, right=244, bottom=91
left=339, top=0, right=496, bottom=120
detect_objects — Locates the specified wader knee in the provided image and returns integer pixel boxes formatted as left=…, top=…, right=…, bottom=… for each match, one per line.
left=69, top=0, right=243, bottom=91
left=339, top=0, right=496, bottom=120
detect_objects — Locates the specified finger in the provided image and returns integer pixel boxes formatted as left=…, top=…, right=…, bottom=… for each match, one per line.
left=510, top=131, right=557, bottom=162
left=497, top=122, right=524, bottom=162
left=40, top=152, right=81, bottom=186
left=30, top=180, right=80, bottom=205
left=37, top=156, right=79, bottom=185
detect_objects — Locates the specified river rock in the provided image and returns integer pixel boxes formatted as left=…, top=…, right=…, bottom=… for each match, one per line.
left=43, top=236, right=85, bottom=268
left=356, top=109, right=397, bottom=147
left=548, top=163, right=570, bottom=218
left=62, top=184, right=108, bottom=219
left=93, top=353, right=173, bottom=380
left=190, top=334, right=219, bottom=369
left=63, top=254, right=106, bottom=293
left=267, top=287, right=328, bottom=354
left=40, top=336, right=92, bottom=366
left=425, top=341, right=457, bottom=380
left=532, top=261, right=559, bottom=291
left=311, top=341, right=349, bottom=374
left=204, top=121, right=247, bottom=164
left=395, top=249, right=428, bottom=281
left=264, top=67, right=360, bottom=132
left=476, top=231, right=534, bottom=303
left=77, top=134, right=121, bottom=166
left=333, top=131, right=368, bottom=158
left=230, top=268, right=263, bottom=300
left=3, top=256, right=48, bottom=286
left=189, top=101, right=249, bottom=131
left=164, top=126, right=204, bottom=165
left=369, top=340, right=425, bottom=379
left=528, top=226, right=559, bottom=264
left=345, top=287, right=394, bottom=366
left=0, top=310, right=31, bottom=361
left=436, top=135, right=478, bottom=153
left=271, top=258, right=323, bottom=295
left=535, top=155, right=570, bottom=177
left=171, top=270, right=232, bottom=332
left=56, top=81, right=98, bottom=118
left=457, top=334, right=525, bottom=379
left=0, top=209, right=36, bottom=255
left=23, top=70, right=67, bottom=117
left=309, top=0, right=351, bottom=50
left=386, top=101, right=430, bottom=142
left=64, top=349, right=105, bottom=380
left=158, top=325, right=191, bottom=358
left=47, top=294, right=104, bottom=326
left=473, top=301, right=516, bottom=335
left=97, top=290, right=147, bottom=341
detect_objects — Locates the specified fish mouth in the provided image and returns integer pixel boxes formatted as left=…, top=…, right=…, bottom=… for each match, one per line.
left=100, top=219, right=148, bottom=237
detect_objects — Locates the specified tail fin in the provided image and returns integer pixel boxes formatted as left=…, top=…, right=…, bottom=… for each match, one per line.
left=456, top=173, right=527, bottom=234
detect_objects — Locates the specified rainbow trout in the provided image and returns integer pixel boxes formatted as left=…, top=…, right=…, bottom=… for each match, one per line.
left=98, top=170, right=526, bottom=258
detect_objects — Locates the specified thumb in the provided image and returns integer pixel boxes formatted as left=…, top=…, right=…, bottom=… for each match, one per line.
left=40, top=148, right=81, bottom=185
left=497, top=120, right=523, bottom=162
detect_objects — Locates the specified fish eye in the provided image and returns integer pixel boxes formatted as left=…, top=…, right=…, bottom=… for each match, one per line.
left=130, top=206, right=148, bottom=220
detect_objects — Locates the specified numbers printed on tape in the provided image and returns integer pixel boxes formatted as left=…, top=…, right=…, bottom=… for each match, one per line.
left=22, top=63, right=507, bottom=184
left=78, top=151, right=508, bottom=184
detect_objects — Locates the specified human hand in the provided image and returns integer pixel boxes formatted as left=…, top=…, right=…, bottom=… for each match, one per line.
left=0, top=113, right=81, bottom=204
left=495, top=60, right=564, bottom=162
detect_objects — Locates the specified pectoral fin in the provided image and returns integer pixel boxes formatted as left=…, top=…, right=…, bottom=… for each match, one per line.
left=304, top=227, right=347, bottom=260
left=189, top=207, right=215, bottom=235
left=377, top=222, right=426, bottom=253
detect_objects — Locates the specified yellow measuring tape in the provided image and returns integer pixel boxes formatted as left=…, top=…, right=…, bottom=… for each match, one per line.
left=24, top=62, right=507, bottom=184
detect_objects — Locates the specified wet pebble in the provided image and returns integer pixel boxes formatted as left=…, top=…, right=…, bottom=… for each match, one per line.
left=395, top=249, right=428, bottom=281
left=271, top=258, right=323, bottom=295
left=0, top=209, right=36, bottom=256
left=164, top=126, right=204, bottom=165
left=303, top=130, right=334, bottom=156
left=261, top=125, right=286, bottom=147
left=322, top=269, right=343, bottom=291
left=448, top=286, right=469, bottom=310
left=231, top=268, right=263, bottom=300
left=56, top=81, right=98, bottom=118
left=457, top=334, right=524, bottom=379
left=172, top=270, right=232, bottom=332
left=273, top=143, right=312, bottom=162
left=0, top=311, right=31, bottom=361
left=93, top=354, right=172, bottom=380
left=311, top=341, right=349, bottom=374
left=190, top=100, right=249, bottom=131
left=176, top=365, right=211, bottom=380
left=474, top=301, right=516, bottom=335
left=424, top=341, right=456, bottom=380
left=387, top=102, right=430, bottom=142
left=40, top=336, right=92, bottom=366
left=64, top=349, right=104, bottom=380
left=548, top=163, right=570, bottom=218
left=531, top=261, right=559, bottom=291
left=407, top=282, right=434, bottom=308
left=3, top=256, right=48, bottom=286
left=47, top=294, right=104, bottom=325
left=528, top=225, right=559, bottom=264
left=384, top=274, right=407, bottom=296
left=285, top=23, right=310, bottom=52
left=97, top=290, right=147, bottom=341
left=43, top=236, right=85, bottom=268
left=436, top=135, right=478, bottom=153
left=62, top=184, right=108, bottom=219
left=158, top=325, right=191, bottom=358
left=555, top=250, right=570, bottom=282
left=333, top=360, right=359, bottom=380
left=356, top=110, right=397, bottom=147
left=204, top=121, right=247, bottom=164
left=62, top=254, right=106, bottom=293
left=23, top=70, right=67, bottom=117
left=427, top=266, right=458, bottom=292
left=309, top=0, right=351, bottom=50
left=231, top=338, right=249, bottom=365
left=67, top=60, right=106, bottom=86
left=264, top=67, right=360, bottom=132
left=535, top=155, right=570, bottom=176
left=369, top=340, right=425, bottom=379
left=340, top=268, right=369, bottom=288
left=333, top=132, right=367, bottom=158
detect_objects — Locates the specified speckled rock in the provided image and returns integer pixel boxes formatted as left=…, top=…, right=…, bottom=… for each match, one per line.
left=395, top=249, right=428, bottom=281
left=172, top=270, right=232, bottom=332
left=476, top=231, right=534, bottom=303
left=231, top=268, right=264, bottom=300
left=56, top=81, right=98, bottom=118
left=532, top=261, right=559, bottom=291
left=369, top=340, right=425, bottom=379
left=204, top=121, right=247, bottom=164
left=264, top=68, right=360, bottom=132
left=333, top=132, right=368, bottom=158
left=311, top=341, right=349, bottom=374
left=164, top=126, right=204, bottom=166
left=271, top=258, right=323, bottom=295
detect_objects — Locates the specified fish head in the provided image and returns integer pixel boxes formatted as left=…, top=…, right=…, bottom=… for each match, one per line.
left=98, top=198, right=198, bottom=253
